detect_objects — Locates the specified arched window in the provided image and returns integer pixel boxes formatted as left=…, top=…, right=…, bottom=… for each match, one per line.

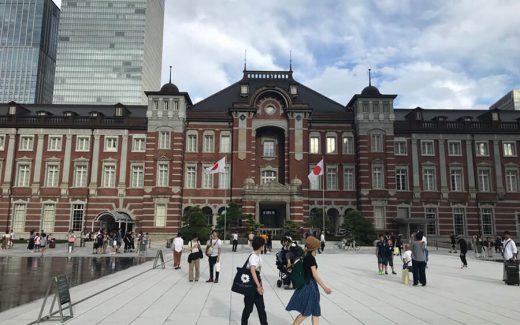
left=261, top=170, right=277, bottom=184
left=202, top=206, right=213, bottom=225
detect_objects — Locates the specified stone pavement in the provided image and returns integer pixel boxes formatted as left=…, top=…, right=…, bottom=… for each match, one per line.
left=1, top=244, right=519, bottom=325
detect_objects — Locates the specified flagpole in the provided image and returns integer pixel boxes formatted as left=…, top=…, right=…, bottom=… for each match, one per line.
left=322, top=156, right=325, bottom=236
left=223, top=160, right=227, bottom=243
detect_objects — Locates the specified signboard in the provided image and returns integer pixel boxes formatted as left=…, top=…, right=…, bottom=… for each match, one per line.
left=37, top=275, right=73, bottom=323
left=153, top=249, right=165, bottom=269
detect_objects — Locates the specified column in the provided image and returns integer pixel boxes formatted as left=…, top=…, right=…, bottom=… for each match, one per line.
left=493, top=140, right=505, bottom=196
left=61, top=134, right=73, bottom=195
left=2, top=132, right=16, bottom=195
left=411, top=138, right=420, bottom=198
left=89, top=134, right=100, bottom=195
left=438, top=139, right=448, bottom=198
left=465, top=138, right=476, bottom=198
left=32, top=134, right=45, bottom=195
left=118, top=134, right=128, bottom=195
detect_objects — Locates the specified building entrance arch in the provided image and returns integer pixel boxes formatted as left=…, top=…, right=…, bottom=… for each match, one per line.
left=95, top=210, right=134, bottom=234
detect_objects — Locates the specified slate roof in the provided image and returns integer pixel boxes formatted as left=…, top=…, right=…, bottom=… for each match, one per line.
left=0, top=103, right=147, bottom=117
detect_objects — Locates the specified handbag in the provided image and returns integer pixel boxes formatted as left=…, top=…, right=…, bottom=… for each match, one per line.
left=231, top=254, right=258, bottom=296
left=206, top=240, right=215, bottom=257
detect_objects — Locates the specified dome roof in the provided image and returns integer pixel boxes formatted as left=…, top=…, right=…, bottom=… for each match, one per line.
left=361, top=85, right=381, bottom=96
left=159, top=82, right=179, bottom=94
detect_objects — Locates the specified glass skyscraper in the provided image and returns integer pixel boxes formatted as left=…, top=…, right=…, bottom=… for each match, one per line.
left=0, top=0, right=60, bottom=104
left=53, top=0, right=164, bottom=105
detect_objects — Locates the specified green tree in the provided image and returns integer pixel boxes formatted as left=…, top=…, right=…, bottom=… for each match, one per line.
left=305, top=208, right=331, bottom=234
left=244, top=214, right=262, bottom=233
left=341, top=209, right=376, bottom=245
left=282, top=220, right=300, bottom=240
left=216, top=202, right=242, bottom=236
left=181, top=207, right=212, bottom=243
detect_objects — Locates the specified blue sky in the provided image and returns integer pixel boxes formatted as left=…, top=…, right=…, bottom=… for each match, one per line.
left=54, top=0, right=520, bottom=108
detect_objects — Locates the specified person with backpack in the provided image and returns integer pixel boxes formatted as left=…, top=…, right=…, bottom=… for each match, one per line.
left=286, top=236, right=332, bottom=325
left=457, top=235, right=468, bottom=268
left=241, top=236, right=268, bottom=325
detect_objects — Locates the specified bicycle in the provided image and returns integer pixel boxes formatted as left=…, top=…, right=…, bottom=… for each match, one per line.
left=338, top=238, right=360, bottom=251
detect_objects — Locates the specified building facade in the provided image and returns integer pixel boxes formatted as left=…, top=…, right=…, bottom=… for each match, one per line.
left=490, top=89, right=520, bottom=111
left=0, top=0, right=60, bottom=104
left=1, top=69, right=520, bottom=241
left=52, top=0, right=164, bottom=105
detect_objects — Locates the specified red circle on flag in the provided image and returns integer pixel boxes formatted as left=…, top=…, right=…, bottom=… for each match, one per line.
left=313, top=165, right=321, bottom=175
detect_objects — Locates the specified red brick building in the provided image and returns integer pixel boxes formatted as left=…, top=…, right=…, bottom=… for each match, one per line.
left=1, top=69, right=520, bottom=240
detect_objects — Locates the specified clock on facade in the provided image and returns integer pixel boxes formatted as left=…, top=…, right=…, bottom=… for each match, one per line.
left=264, top=105, right=276, bottom=115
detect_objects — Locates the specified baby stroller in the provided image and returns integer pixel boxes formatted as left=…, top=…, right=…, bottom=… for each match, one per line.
left=276, top=237, right=304, bottom=288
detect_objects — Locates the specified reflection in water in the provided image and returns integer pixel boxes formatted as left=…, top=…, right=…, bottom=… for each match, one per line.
left=0, top=256, right=150, bottom=312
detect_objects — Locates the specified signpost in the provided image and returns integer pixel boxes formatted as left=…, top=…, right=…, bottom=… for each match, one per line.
left=37, top=275, right=73, bottom=323
left=153, top=249, right=165, bottom=269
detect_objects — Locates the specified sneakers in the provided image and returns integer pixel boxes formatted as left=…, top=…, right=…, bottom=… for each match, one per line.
left=392, top=271, right=397, bottom=275
left=206, top=279, right=213, bottom=283
left=378, top=271, right=384, bottom=275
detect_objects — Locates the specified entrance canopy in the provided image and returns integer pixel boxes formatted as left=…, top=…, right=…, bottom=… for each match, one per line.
left=95, top=211, right=134, bottom=233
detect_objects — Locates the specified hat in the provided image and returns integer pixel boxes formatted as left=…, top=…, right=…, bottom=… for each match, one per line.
left=305, top=236, right=321, bottom=251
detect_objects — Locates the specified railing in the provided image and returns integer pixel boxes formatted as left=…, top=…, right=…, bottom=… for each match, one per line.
left=0, top=116, right=147, bottom=129
left=395, top=120, right=520, bottom=133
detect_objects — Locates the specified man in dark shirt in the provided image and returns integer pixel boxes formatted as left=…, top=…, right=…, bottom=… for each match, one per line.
left=450, top=233, right=457, bottom=253
left=375, top=234, right=388, bottom=275
left=458, top=235, right=468, bottom=268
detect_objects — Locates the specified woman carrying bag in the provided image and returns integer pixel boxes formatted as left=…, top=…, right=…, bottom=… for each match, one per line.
left=188, top=233, right=202, bottom=281
left=240, top=236, right=268, bottom=325
left=286, top=236, right=332, bottom=325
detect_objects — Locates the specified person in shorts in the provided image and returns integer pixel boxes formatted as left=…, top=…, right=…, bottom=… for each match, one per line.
left=375, top=234, right=388, bottom=275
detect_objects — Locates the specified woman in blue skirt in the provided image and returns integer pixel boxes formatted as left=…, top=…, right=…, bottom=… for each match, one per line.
left=286, top=236, right=332, bottom=324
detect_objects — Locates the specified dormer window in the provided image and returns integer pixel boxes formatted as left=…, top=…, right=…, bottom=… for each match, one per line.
left=37, top=111, right=48, bottom=117
left=8, top=104, right=16, bottom=115
left=115, top=106, right=123, bottom=117
left=416, top=111, right=423, bottom=120
left=240, top=84, right=249, bottom=96
left=290, top=85, right=298, bottom=96
left=63, top=111, right=74, bottom=117
left=90, top=111, right=99, bottom=117
left=492, top=111, right=499, bottom=121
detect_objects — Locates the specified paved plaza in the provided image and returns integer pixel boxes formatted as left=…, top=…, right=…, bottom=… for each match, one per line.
left=0, top=243, right=519, bottom=325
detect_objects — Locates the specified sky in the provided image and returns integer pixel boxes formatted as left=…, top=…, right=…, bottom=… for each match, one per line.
left=53, top=0, right=520, bottom=108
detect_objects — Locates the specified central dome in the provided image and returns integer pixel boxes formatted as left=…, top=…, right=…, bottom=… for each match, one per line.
left=159, top=82, right=179, bottom=94
left=361, top=85, right=381, bottom=96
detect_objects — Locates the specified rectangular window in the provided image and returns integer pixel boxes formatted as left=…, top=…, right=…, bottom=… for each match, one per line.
left=423, top=167, right=436, bottom=191
left=104, top=136, right=118, bottom=152
left=203, top=134, right=214, bottom=152
left=17, top=163, right=31, bottom=187
left=71, top=204, right=84, bottom=231
left=131, top=165, right=144, bottom=188
left=372, top=165, right=384, bottom=189
left=505, top=169, right=518, bottom=192
left=0, top=135, right=5, bottom=150
left=326, top=166, right=337, bottom=190
left=261, top=170, right=277, bottom=184
left=153, top=100, right=159, bottom=110
left=263, top=140, right=275, bottom=157
left=395, top=168, right=408, bottom=191
left=158, top=131, right=170, bottom=149
left=48, top=136, right=62, bottom=151
left=397, top=207, right=410, bottom=219
left=309, top=165, right=322, bottom=190
left=453, top=207, right=466, bottom=235
left=450, top=168, right=463, bottom=192
left=326, top=136, right=337, bottom=154
left=343, top=166, right=355, bottom=190
left=19, top=136, right=34, bottom=151
left=157, top=162, right=169, bottom=187
left=478, top=169, right=491, bottom=192
left=45, top=164, right=60, bottom=187
left=203, top=166, right=213, bottom=188
left=448, top=141, right=462, bottom=156
left=421, top=140, right=434, bottom=156
left=187, top=134, right=197, bottom=152
left=503, top=142, right=517, bottom=157
left=12, top=203, right=26, bottom=233
left=374, top=206, right=385, bottom=229
left=220, top=134, right=231, bottom=153
left=362, top=102, right=369, bottom=113
left=185, top=166, right=196, bottom=188
left=132, top=136, right=146, bottom=152
left=425, top=207, right=438, bottom=235
left=394, top=141, right=407, bottom=155
left=480, top=208, right=494, bottom=236
left=476, top=141, right=489, bottom=156
left=76, top=136, right=90, bottom=152
left=219, top=166, right=230, bottom=189
left=103, top=164, right=116, bottom=187
left=310, top=136, right=320, bottom=154
left=42, top=203, right=56, bottom=233
left=371, top=134, right=383, bottom=152
left=342, top=136, right=354, bottom=154
left=163, top=100, right=169, bottom=111
left=74, top=165, right=88, bottom=187
left=155, top=203, right=167, bottom=227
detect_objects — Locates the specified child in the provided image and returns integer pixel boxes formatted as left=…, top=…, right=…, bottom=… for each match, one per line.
left=402, top=244, right=412, bottom=285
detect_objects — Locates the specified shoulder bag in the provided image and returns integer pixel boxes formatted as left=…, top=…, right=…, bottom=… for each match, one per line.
left=231, top=254, right=258, bottom=296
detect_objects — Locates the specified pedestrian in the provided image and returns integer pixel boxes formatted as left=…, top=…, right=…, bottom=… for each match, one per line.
left=80, top=228, right=87, bottom=247
left=27, top=229, right=35, bottom=251
left=206, top=230, right=222, bottom=283
left=458, top=235, right=468, bottom=268
left=248, top=231, right=254, bottom=248
left=450, top=233, right=457, bottom=253
left=34, top=232, right=41, bottom=252
left=67, top=230, right=76, bottom=253
left=422, top=233, right=429, bottom=267
left=319, top=230, right=326, bottom=254
left=1, top=231, right=7, bottom=250
left=387, top=238, right=397, bottom=274
left=241, top=236, right=268, bottom=325
left=267, top=232, right=272, bottom=253
left=231, top=231, right=238, bottom=252
left=188, top=233, right=202, bottom=282
left=260, top=231, right=268, bottom=254
left=401, top=244, right=412, bottom=284
left=502, top=231, right=518, bottom=282
left=375, top=234, right=388, bottom=275
left=411, top=231, right=427, bottom=286
left=8, top=229, right=15, bottom=248
left=286, top=236, right=332, bottom=324
left=96, top=230, right=104, bottom=254
left=173, top=233, right=184, bottom=269
left=39, top=231, right=48, bottom=257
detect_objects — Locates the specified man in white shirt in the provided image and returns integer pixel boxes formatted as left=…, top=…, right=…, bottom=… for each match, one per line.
left=502, top=231, right=518, bottom=282
left=232, top=231, right=238, bottom=252
left=173, top=233, right=184, bottom=270
left=241, top=236, right=268, bottom=325
left=422, top=233, right=429, bottom=266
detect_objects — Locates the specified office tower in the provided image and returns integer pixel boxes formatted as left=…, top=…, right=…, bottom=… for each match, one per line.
left=0, top=0, right=60, bottom=104
left=53, top=0, right=164, bottom=105
left=490, top=90, right=520, bottom=111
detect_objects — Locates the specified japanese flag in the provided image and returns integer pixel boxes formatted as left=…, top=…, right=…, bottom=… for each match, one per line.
left=206, top=157, right=226, bottom=174
left=308, top=159, right=324, bottom=183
